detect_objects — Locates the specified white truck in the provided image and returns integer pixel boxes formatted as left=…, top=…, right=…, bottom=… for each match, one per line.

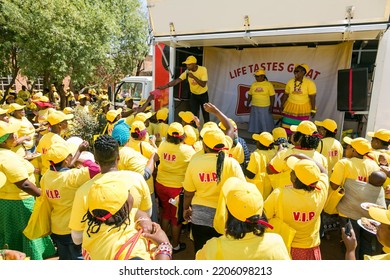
left=111, top=76, right=153, bottom=109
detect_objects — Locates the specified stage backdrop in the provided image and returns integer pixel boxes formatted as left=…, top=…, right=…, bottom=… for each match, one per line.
left=204, top=42, right=353, bottom=130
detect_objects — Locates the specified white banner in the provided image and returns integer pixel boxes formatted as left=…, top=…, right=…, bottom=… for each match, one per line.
left=204, top=42, right=353, bottom=130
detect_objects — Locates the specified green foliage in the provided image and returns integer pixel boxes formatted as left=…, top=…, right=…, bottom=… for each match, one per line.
left=0, top=0, right=149, bottom=88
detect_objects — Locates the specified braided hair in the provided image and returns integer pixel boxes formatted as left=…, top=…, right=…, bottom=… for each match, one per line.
left=82, top=201, right=131, bottom=237
left=293, top=131, right=321, bottom=149
left=225, top=211, right=267, bottom=239
left=94, top=135, right=119, bottom=164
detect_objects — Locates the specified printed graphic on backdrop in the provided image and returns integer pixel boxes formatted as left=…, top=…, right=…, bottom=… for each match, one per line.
left=204, top=43, right=353, bottom=127
left=236, top=82, right=286, bottom=119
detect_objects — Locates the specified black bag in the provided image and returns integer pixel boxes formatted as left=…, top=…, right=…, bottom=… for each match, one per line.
left=177, top=191, right=185, bottom=224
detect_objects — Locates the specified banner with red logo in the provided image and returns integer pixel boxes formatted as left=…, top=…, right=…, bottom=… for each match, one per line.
left=204, top=42, right=353, bottom=127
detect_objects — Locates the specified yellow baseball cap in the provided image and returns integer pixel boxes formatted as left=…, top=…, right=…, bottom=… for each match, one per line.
left=272, top=127, right=287, bottom=140
left=130, top=120, right=146, bottom=133
left=156, top=108, right=169, bottom=121
left=218, top=119, right=237, bottom=131
left=200, top=121, right=220, bottom=138
left=182, top=55, right=197, bottom=64
left=290, top=121, right=318, bottom=136
left=183, top=125, right=196, bottom=146
left=106, top=108, right=122, bottom=123
left=294, top=63, right=310, bottom=73
left=32, top=92, right=43, bottom=101
left=252, top=132, right=274, bottom=147
left=101, top=100, right=110, bottom=108
left=203, top=130, right=228, bottom=151
left=315, top=119, right=338, bottom=133
left=63, top=107, right=74, bottom=114
left=0, top=122, right=20, bottom=138
left=168, top=122, right=184, bottom=137
left=124, top=97, right=133, bottom=102
left=138, top=99, right=152, bottom=112
left=254, top=69, right=266, bottom=76
left=0, top=171, right=6, bottom=188
left=78, top=94, right=87, bottom=101
left=0, top=107, right=8, bottom=115
left=367, top=129, right=390, bottom=143
left=87, top=176, right=130, bottom=218
left=343, top=137, right=372, bottom=155
left=178, top=111, right=194, bottom=124
left=7, top=103, right=25, bottom=113
left=286, top=157, right=321, bottom=187
left=45, top=142, right=71, bottom=164
left=134, top=112, right=152, bottom=123
left=369, top=205, right=390, bottom=225
left=5, top=95, right=14, bottom=100
left=214, top=177, right=264, bottom=234
left=47, top=110, right=74, bottom=126
left=40, top=96, right=50, bottom=102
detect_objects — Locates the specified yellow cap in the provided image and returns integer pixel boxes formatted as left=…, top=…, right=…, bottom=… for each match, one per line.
left=5, top=95, right=14, bottom=100
left=63, top=107, right=74, bottom=114
left=315, top=119, right=338, bottom=133
left=168, top=122, right=184, bottom=137
left=203, top=130, right=228, bottom=151
left=294, top=63, right=310, bottom=73
left=182, top=55, right=197, bottom=64
left=124, top=97, right=133, bottom=102
left=178, top=111, right=194, bottom=124
left=156, top=108, right=169, bottom=121
left=106, top=108, right=122, bottom=123
left=0, top=122, right=20, bottom=138
left=218, top=119, right=237, bottom=131
left=45, top=142, right=71, bottom=164
left=7, top=103, right=25, bottom=113
left=272, top=127, right=287, bottom=140
left=290, top=121, right=318, bottom=136
left=130, top=120, right=146, bottom=133
left=367, top=129, right=390, bottom=143
left=252, top=132, right=274, bottom=147
left=214, top=177, right=263, bottom=234
left=369, top=206, right=390, bottom=225
left=40, top=96, right=50, bottom=102
left=134, top=112, right=152, bottom=123
left=78, top=94, right=86, bottom=101
left=254, top=69, right=266, bottom=76
left=47, top=110, right=74, bottom=126
left=200, top=122, right=220, bottom=138
left=0, top=107, right=8, bottom=115
left=286, top=157, right=321, bottom=187
left=87, top=176, right=130, bottom=216
left=343, top=137, right=372, bottom=155
left=183, top=125, right=196, bottom=146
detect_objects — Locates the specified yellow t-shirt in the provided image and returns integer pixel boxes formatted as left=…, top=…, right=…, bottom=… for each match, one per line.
left=69, top=171, right=151, bottom=232
left=249, top=81, right=275, bottom=107
left=227, top=141, right=244, bottom=164
left=330, top=157, right=380, bottom=185
left=0, top=148, right=35, bottom=200
left=156, top=141, right=195, bottom=188
left=269, top=147, right=328, bottom=189
left=285, top=77, right=316, bottom=105
left=154, top=122, right=169, bottom=147
left=316, top=137, right=343, bottom=174
left=17, top=90, right=30, bottom=101
left=82, top=208, right=151, bottom=260
left=246, top=149, right=275, bottom=198
left=37, top=108, right=56, bottom=124
left=264, top=174, right=329, bottom=248
left=196, top=232, right=290, bottom=260
left=146, top=122, right=155, bottom=137
left=36, top=132, right=67, bottom=175
left=183, top=153, right=245, bottom=208
left=118, top=146, right=154, bottom=194
left=10, top=116, right=36, bottom=150
left=40, top=167, right=91, bottom=235
left=178, top=66, right=208, bottom=95
left=128, top=138, right=156, bottom=160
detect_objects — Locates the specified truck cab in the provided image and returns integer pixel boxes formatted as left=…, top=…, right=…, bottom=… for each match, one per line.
left=112, top=76, right=153, bottom=109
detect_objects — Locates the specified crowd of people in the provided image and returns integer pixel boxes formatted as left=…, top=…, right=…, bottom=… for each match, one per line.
left=0, top=58, right=389, bottom=261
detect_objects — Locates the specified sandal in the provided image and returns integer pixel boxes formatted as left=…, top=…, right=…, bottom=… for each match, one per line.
left=172, top=242, right=186, bottom=254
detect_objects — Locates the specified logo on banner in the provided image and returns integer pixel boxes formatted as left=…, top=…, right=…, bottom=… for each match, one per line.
left=235, top=81, right=286, bottom=119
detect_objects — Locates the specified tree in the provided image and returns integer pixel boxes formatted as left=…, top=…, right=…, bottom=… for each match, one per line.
left=0, top=0, right=150, bottom=108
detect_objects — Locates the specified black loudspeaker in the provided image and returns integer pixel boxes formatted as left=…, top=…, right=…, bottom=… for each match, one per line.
left=337, top=68, right=368, bottom=111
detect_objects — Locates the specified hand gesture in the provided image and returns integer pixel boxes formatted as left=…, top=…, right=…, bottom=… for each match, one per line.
left=78, top=140, right=89, bottom=152
left=142, top=222, right=170, bottom=245
left=203, top=102, right=219, bottom=114
left=183, top=206, right=192, bottom=222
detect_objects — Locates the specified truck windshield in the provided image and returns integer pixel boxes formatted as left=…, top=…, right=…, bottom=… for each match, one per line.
left=116, top=82, right=143, bottom=102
